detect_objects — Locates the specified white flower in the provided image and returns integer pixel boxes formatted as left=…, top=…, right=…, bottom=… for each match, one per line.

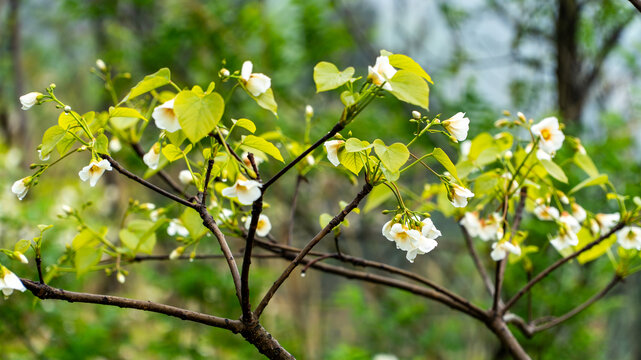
left=559, top=211, right=581, bottom=233
left=240, top=61, right=271, bottom=97
left=405, top=218, right=440, bottom=262
left=221, top=177, right=262, bottom=205
left=421, top=218, right=442, bottom=240
left=617, top=226, right=641, bottom=250
left=501, top=172, right=519, bottom=193
left=449, top=183, right=474, bottom=208
left=178, top=170, right=194, bottom=184
left=0, top=266, right=26, bottom=297
left=11, top=177, right=30, bottom=200
left=152, top=98, right=181, bottom=133
left=373, top=354, right=399, bottom=360
left=167, top=220, right=189, bottom=237
left=368, top=55, right=397, bottom=91
left=490, top=241, right=521, bottom=261
left=217, top=208, right=234, bottom=222
left=571, top=203, right=587, bottom=223
left=169, top=246, right=185, bottom=260
left=117, top=272, right=126, bottom=284
left=19, top=92, right=42, bottom=110
left=595, top=213, right=620, bottom=234
left=442, top=112, right=470, bottom=142
left=245, top=214, right=272, bottom=237
left=109, top=138, right=122, bottom=152
left=460, top=140, right=472, bottom=159
left=479, top=212, right=503, bottom=242
left=14, top=251, right=28, bottom=264
left=535, top=149, right=552, bottom=161
left=323, top=140, right=344, bottom=167
left=550, top=227, right=579, bottom=251
left=534, top=205, right=560, bottom=221
left=143, top=143, right=161, bottom=170
left=96, top=59, right=107, bottom=71
left=78, top=159, right=112, bottom=187
left=531, top=117, right=565, bottom=155
left=460, top=212, right=482, bottom=237
left=385, top=223, right=422, bottom=252
left=38, top=149, right=50, bottom=161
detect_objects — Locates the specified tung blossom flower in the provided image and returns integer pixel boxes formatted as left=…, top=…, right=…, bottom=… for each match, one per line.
left=0, top=265, right=26, bottom=297
left=11, top=177, right=31, bottom=200
left=13, top=251, right=28, bottom=264
left=534, top=204, right=560, bottom=221
left=368, top=55, right=397, bottom=91
left=143, top=143, right=161, bottom=170
left=490, top=241, right=521, bottom=261
left=152, top=98, right=181, bottom=133
left=78, top=159, right=112, bottom=187
left=479, top=212, right=503, bottom=242
left=571, top=203, right=587, bottom=223
left=531, top=116, right=565, bottom=156
left=448, top=183, right=474, bottom=208
left=19, top=92, right=43, bottom=110
left=382, top=222, right=422, bottom=252
left=323, top=140, right=344, bottom=167
left=245, top=214, right=272, bottom=237
left=167, top=219, right=189, bottom=237
left=221, top=177, right=262, bottom=205
left=617, top=226, right=641, bottom=250
left=594, top=213, right=621, bottom=234
left=559, top=211, right=581, bottom=234
left=241, top=61, right=272, bottom=97
left=178, top=170, right=194, bottom=185
left=550, top=226, right=579, bottom=251
left=460, top=212, right=482, bottom=237
left=442, top=112, right=470, bottom=142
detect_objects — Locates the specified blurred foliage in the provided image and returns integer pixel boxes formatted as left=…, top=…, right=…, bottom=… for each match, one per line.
left=1, top=0, right=640, bottom=359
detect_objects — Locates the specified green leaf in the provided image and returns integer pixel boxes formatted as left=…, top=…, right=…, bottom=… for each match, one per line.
left=57, top=132, right=76, bottom=155
left=162, top=144, right=184, bottom=162
left=241, top=135, right=284, bottom=162
left=468, top=133, right=494, bottom=162
left=174, top=89, right=225, bottom=143
left=71, top=229, right=99, bottom=250
left=58, top=111, right=81, bottom=130
left=180, top=208, right=208, bottom=239
left=432, top=147, right=461, bottom=183
left=75, top=247, right=102, bottom=276
left=126, top=220, right=158, bottom=254
left=373, top=140, right=409, bottom=172
left=338, top=149, right=364, bottom=175
left=41, top=125, right=67, bottom=157
left=574, top=152, right=599, bottom=178
left=123, top=68, right=171, bottom=102
left=166, top=129, right=186, bottom=146
left=313, top=61, right=355, bottom=92
left=340, top=90, right=357, bottom=107
left=363, top=184, right=394, bottom=213
left=576, top=228, right=617, bottom=264
left=255, top=88, right=278, bottom=116
left=389, top=53, right=433, bottom=84
left=108, top=107, right=147, bottom=121
left=540, top=159, right=568, bottom=183
left=388, top=70, right=430, bottom=110
left=119, top=229, right=139, bottom=251
left=475, top=146, right=501, bottom=167
left=344, top=138, right=372, bottom=153
left=569, top=174, right=609, bottom=194
left=319, top=213, right=333, bottom=229
left=233, top=118, right=256, bottom=133
left=94, top=134, right=109, bottom=154
left=14, top=239, right=30, bottom=253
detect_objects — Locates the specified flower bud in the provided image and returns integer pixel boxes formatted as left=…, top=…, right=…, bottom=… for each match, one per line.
left=504, top=150, right=513, bottom=160
left=169, top=246, right=185, bottom=260
left=219, top=68, right=230, bottom=78
left=117, top=272, right=126, bottom=284
left=502, top=110, right=511, bottom=116
left=61, top=205, right=74, bottom=215
left=64, top=105, right=71, bottom=113
left=517, top=112, right=526, bottom=122
left=49, top=83, right=56, bottom=89
left=305, top=105, right=314, bottom=118
left=96, top=59, right=107, bottom=71
left=14, top=251, right=29, bottom=264
left=411, top=110, right=421, bottom=120
left=494, top=118, right=509, bottom=127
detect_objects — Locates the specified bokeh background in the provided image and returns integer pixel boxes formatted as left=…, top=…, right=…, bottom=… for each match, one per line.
left=1, top=0, right=641, bottom=359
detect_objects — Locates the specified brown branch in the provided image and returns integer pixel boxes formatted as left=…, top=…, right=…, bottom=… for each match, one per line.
left=201, top=158, right=215, bottom=205
left=21, top=278, right=243, bottom=332
left=131, top=143, right=187, bottom=197
left=129, top=253, right=281, bottom=262
left=103, top=155, right=197, bottom=209
left=631, top=0, right=641, bottom=13
left=262, top=123, right=344, bottom=190
left=197, top=206, right=243, bottom=306
left=241, top=153, right=263, bottom=320
left=487, top=316, right=532, bottom=360
left=460, top=225, right=495, bottom=296
left=253, top=182, right=372, bottom=317
left=502, top=221, right=626, bottom=313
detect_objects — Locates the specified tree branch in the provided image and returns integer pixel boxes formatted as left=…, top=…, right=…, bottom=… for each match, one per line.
left=21, top=278, right=243, bottom=332
left=629, top=0, right=641, bottom=14
left=253, top=182, right=372, bottom=317
left=103, top=155, right=197, bottom=209
left=241, top=153, right=263, bottom=320
left=502, top=222, right=626, bottom=313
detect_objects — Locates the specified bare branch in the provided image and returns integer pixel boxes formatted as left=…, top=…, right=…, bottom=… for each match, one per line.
left=103, top=155, right=197, bottom=209
left=21, top=278, right=243, bottom=332
left=629, top=0, right=641, bottom=14
left=502, top=222, right=626, bottom=313
left=201, top=158, right=215, bottom=206
left=254, top=182, right=373, bottom=317
left=128, top=253, right=282, bottom=262
left=131, top=142, right=187, bottom=197
left=241, top=153, right=263, bottom=320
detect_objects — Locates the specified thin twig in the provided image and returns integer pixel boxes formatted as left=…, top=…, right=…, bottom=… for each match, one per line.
left=254, top=182, right=372, bottom=317
left=240, top=153, right=263, bottom=320
left=262, top=123, right=344, bottom=190
left=21, top=278, right=243, bottom=332
left=201, top=158, right=215, bottom=206
left=128, top=253, right=282, bottom=262
left=103, top=155, right=197, bottom=209
left=502, top=222, right=626, bottom=313
left=631, top=0, right=641, bottom=13
left=131, top=143, right=187, bottom=197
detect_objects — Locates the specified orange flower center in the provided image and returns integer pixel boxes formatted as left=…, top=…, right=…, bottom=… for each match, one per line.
left=540, top=128, right=552, bottom=141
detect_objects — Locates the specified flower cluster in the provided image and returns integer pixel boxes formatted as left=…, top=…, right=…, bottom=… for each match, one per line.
left=531, top=116, right=565, bottom=160
left=382, top=217, right=440, bottom=263
left=460, top=211, right=519, bottom=261
left=240, top=61, right=272, bottom=97
left=222, top=176, right=262, bottom=205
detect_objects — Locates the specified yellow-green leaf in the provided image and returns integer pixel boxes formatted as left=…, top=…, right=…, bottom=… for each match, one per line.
left=569, top=174, right=609, bottom=194
left=174, top=89, right=225, bottom=143
left=389, top=53, right=433, bottom=84
left=433, top=147, right=461, bottom=183
left=313, top=61, right=355, bottom=92
left=123, top=68, right=171, bottom=102
left=373, top=139, right=409, bottom=172
left=540, top=159, right=568, bottom=183
left=41, top=125, right=67, bottom=157
left=363, top=184, right=394, bottom=213
left=233, top=118, right=256, bottom=133
left=576, top=228, right=617, bottom=264
left=241, top=135, right=284, bottom=162
left=255, top=88, right=278, bottom=116
left=388, top=70, right=430, bottom=110
left=338, top=148, right=364, bottom=175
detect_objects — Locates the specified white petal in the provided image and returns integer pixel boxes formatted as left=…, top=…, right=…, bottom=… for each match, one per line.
left=241, top=61, right=253, bottom=81
left=246, top=73, right=271, bottom=97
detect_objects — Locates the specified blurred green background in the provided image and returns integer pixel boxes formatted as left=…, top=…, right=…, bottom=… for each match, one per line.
left=1, top=0, right=641, bottom=359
